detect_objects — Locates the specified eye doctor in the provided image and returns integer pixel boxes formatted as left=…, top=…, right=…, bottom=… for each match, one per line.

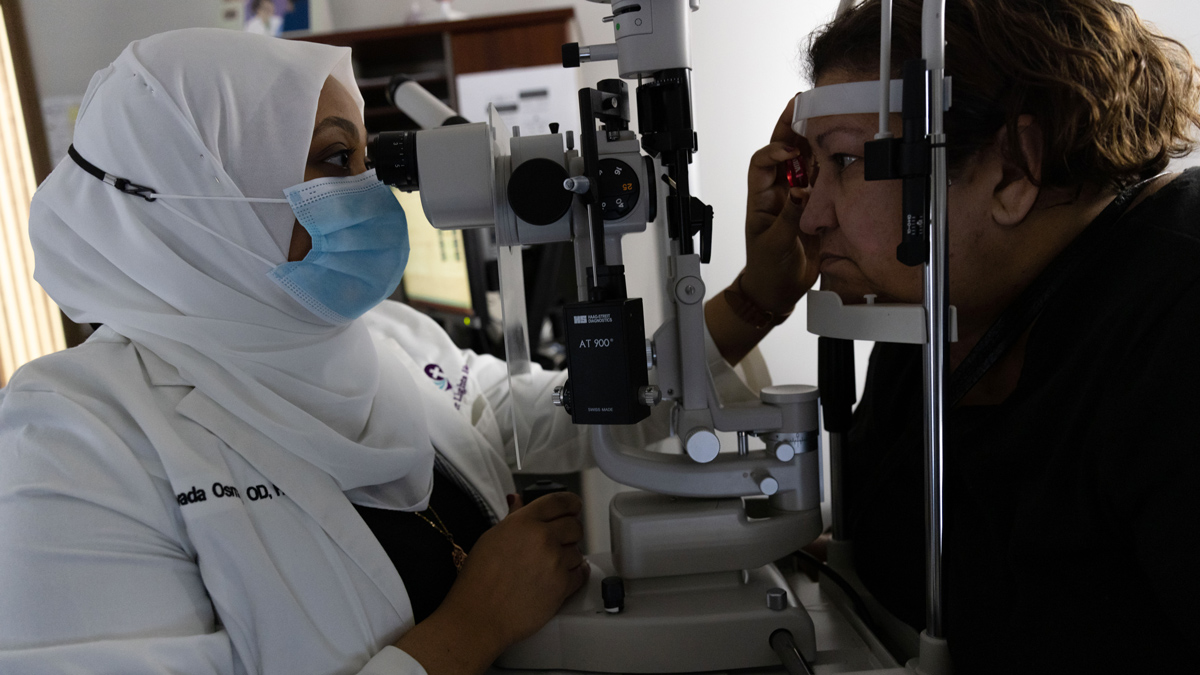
left=0, top=27, right=627, bottom=675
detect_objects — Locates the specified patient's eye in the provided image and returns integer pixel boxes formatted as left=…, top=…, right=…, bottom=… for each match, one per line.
left=831, top=153, right=859, bottom=171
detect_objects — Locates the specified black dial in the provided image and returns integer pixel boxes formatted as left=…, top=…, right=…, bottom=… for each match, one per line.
left=508, top=158, right=572, bottom=226
left=598, top=158, right=639, bottom=221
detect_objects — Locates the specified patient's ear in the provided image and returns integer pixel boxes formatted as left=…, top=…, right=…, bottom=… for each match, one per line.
left=991, top=115, right=1043, bottom=228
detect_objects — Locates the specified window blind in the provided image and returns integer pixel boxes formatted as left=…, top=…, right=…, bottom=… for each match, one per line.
left=0, top=3, right=63, bottom=386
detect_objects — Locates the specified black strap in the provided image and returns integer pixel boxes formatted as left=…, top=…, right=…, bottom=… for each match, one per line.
left=68, top=145, right=158, bottom=202
left=948, top=178, right=1157, bottom=406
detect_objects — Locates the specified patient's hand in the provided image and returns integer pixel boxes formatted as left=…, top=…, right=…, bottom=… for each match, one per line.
left=743, top=97, right=820, bottom=316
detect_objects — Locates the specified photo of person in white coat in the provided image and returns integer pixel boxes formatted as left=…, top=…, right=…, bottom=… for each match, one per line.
left=0, top=27, right=757, bottom=675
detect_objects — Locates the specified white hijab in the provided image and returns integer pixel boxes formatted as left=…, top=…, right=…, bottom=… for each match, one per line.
left=29, top=28, right=434, bottom=508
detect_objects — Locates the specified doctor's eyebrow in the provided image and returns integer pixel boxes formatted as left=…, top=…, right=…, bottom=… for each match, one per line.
left=313, top=116, right=361, bottom=138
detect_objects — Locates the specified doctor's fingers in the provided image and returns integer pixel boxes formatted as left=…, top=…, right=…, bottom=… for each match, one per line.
left=542, top=515, right=584, bottom=546
left=506, top=493, right=524, bottom=513
left=563, top=558, right=590, bottom=598
left=551, top=546, right=587, bottom=598
left=521, top=491, right=583, bottom=522
left=560, top=541, right=586, bottom=567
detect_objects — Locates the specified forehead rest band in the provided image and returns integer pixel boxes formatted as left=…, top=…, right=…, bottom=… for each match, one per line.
left=791, top=77, right=951, bottom=135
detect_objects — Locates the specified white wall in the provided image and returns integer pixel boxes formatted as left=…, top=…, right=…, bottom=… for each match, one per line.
left=20, top=0, right=217, bottom=98
left=1126, top=0, right=1200, bottom=173
left=689, top=0, right=851, bottom=397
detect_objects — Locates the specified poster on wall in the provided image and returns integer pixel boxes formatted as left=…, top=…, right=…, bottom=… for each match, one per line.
left=242, top=0, right=310, bottom=36
left=220, top=0, right=329, bottom=34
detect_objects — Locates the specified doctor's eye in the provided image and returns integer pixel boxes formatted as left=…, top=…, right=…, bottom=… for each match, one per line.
left=322, top=148, right=354, bottom=169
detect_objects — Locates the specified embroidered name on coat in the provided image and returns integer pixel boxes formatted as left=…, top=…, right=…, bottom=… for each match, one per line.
left=177, top=482, right=285, bottom=506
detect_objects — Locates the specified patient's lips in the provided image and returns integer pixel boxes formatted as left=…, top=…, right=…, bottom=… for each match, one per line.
left=819, top=251, right=851, bottom=273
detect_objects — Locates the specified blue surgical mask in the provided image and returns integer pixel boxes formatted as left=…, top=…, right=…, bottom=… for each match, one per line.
left=67, top=147, right=408, bottom=324
left=270, top=169, right=410, bottom=324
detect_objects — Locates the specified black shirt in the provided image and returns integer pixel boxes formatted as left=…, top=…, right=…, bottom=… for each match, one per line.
left=355, top=464, right=494, bottom=623
left=847, top=169, right=1200, bottom=673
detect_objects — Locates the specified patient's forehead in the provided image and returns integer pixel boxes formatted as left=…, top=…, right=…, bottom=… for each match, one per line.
left=803, top=68, right=893, bottom=147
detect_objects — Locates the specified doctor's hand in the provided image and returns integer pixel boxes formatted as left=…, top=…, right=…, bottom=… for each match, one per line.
left=395, top=491, right=587, bottom=675
left=453, top=491, right=589, bottom=644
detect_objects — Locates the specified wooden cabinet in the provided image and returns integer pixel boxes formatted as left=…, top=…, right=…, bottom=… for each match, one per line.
left=295, top=8, right=573, bottom=134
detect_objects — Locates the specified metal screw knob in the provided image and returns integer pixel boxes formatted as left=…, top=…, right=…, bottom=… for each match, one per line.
left=767, top=587, right=788, bottom=611
left=602, top=576, right=625, bottom=613
left=563, top=176, right=591, bottom=194
left=758, top=475, right=779, bottom=496
left=684, top=429, right=720, bottom=464
left=646, top=339, right=656, bottom=369
left=638, top=385, right=662, bottom=407
left=674, top=276, right=705, bottom=305
left=551, top=386, right=565, bottom=407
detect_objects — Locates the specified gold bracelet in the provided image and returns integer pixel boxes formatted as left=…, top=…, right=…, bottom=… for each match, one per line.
left=722, top=272, right=793, bottom=330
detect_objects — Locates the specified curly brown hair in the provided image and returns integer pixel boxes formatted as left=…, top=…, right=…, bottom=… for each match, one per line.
left=806, top=0, right=1200, bottom=190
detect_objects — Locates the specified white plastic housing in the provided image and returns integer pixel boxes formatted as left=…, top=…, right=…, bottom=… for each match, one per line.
left=415, top=122, right=495, bottom=229
left=391, top=79, right=459, bottom=129
left=807, top=290, right=958, bottom=344
left=610, top=0, right=692, bottom=78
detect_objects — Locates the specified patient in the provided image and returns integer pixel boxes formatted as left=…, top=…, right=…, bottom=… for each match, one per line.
left=706, top=0, right=1200, bottom=671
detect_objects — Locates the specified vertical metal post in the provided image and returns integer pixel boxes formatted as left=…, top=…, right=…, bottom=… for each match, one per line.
left=924, top=64, right=948, bottom=639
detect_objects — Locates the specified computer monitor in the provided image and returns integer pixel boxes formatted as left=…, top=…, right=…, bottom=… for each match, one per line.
left=395, top=189, right=476, bottom=316
left=393, top=188, right=577, bottom=366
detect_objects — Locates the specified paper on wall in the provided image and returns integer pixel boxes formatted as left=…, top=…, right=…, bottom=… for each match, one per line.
left=41, top=95, right=83, bottom=168
left=456, top=64, right=582, bottom=139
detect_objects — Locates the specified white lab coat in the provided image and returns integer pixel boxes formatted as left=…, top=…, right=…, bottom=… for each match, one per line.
left=0, top=300, right=761, bottom=675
